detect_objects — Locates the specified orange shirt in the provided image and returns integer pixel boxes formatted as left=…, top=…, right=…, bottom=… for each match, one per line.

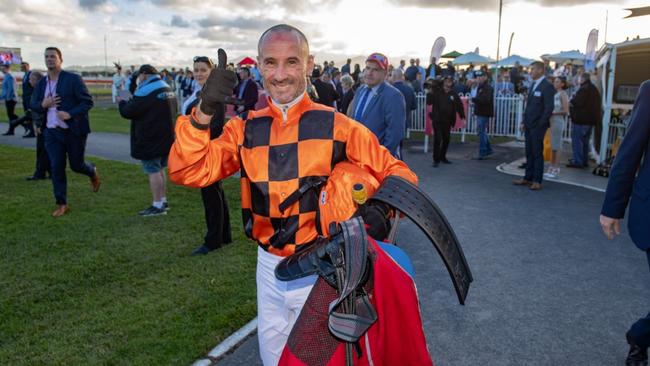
left=168, top=93, right=417, bottom=256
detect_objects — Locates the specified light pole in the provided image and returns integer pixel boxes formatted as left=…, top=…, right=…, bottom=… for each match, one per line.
left=494, top=0, right=503, bottom=104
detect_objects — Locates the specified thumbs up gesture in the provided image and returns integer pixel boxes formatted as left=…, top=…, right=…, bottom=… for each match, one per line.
left=199, top=48, right=238, bottom=116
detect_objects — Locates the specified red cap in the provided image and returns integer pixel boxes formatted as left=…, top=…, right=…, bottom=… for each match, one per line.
left=366, top=53, right=388, bottom=71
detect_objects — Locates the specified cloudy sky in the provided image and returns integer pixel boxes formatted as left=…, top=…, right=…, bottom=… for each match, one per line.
left=1, top=0, right=647, bottom=69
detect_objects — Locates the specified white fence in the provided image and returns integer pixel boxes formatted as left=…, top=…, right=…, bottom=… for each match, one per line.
left=408, top=93, right=526, bottom=152
left=408, top=93, right=622, bottom=162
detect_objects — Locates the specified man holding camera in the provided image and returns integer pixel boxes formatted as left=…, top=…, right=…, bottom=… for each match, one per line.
left=427, top=76, right=465, bottom=167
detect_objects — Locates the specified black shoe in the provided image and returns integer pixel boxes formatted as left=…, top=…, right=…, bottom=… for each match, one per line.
left=432, top=162, right=439, bottom=167
left=163, top=202, right=169, bottom=211
left=2, top=131, right=14, bottom=136
left=626, top=333, right=648, bottom=366
left=138, top=205, right=167, bottom=217
left=26, top=175, right=46, bottom=181
left=518, top=163, right=527, bottom=169
left=23, top=133, right=35, bottom=138
left=191, top=244, right=212, bottom=256
left=441, top=159, right=452, bottom=164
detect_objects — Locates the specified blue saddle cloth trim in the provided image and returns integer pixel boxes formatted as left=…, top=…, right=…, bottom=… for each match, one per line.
left=377, top=241, right=415, bottom=278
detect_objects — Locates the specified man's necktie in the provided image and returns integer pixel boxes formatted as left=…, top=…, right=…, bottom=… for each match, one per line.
left=354, top=88, right=371, bottom=121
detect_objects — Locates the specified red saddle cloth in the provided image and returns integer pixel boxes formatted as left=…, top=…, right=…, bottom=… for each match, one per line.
left=278, top=238, right=434, bottom=366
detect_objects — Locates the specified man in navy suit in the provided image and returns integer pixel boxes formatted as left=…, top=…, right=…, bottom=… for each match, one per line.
left=235, top=67, right=258, bottom=114
left=601, top=80, right=650, bottom=366
left=513, top=61, right=555, bottom=190
left=346, top=52, right=406, bottom=158
left=31, top=47, right=100, bottom=217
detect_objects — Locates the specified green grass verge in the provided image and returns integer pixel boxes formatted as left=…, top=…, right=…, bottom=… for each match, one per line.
left=89, top=107, right=130, bottom=134
left=0, top=145, right=257, bottom=365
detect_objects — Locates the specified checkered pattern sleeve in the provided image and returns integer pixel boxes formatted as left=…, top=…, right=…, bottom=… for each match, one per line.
left=335, top=113, right=418, bottom=186
left=168, top=109, right=243, bottom=188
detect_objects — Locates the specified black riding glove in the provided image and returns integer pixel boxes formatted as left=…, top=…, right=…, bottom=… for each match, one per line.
left=199, top=68, right=238, bottom=116
left=355, top=201, right=392, bottom=241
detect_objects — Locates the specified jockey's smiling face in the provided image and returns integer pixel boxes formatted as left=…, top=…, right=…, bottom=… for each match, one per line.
left=257, top=29, right=315, bottom=104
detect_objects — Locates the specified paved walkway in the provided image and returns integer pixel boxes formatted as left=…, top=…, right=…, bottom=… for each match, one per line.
left=3, top=127, right=647, bottom=365
left=0, top=122, right=137, bottom=164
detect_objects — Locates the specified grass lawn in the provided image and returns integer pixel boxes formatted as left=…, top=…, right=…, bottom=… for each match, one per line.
left=89, top=107, right=130, bottom=134
left=0, top=145, right=257, bottom=365
left=1, top=105, right=129, bottom=135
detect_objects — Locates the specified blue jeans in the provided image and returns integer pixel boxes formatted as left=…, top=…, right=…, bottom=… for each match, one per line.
left=571, top=124, right=592, bottom=166
left=44, top=128, right=95, bottom=205
left=476, top=116, right=492, bottom=157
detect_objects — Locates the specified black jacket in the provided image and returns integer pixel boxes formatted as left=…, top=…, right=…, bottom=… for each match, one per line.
left=427, top=88, right=465, bottom=125
left=472, top=81, right=494, bottom=117
left=338, top=89, right=355, bottom=114
left=313, top=79, right=340, bottom=107
left=570, top=80, right=602, bottom=126
left=118, top=76, right=176, bottom=160
left=235, top=78, right=259, bottom=113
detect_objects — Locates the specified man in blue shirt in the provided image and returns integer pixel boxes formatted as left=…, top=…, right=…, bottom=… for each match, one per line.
left=346, top=52, right=406, bottom=158
left=3, top=62, right=36, bottom=136
left=1, top=64, right=19, bottom=133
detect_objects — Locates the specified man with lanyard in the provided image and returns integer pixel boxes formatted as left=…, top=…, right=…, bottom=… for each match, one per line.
left=31, top=47, right=100, bottom=217
left=168, top=24, right=417, bottom=365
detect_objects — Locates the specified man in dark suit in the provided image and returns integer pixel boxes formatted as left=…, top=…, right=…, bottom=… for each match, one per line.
left=313, top=71, right=340, bottom=108
left=31, top=47, right=100, bottom=217
left=600, top=80, right=650, bottom=366
left=427, top=76, right=465, bottom=166
left=513, top=61, right=554, bottom=191
left=235, top=67, right=258, bottom=114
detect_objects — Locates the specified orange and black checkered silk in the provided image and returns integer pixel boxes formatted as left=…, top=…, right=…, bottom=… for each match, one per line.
left=168, top=93, right=417, bottom=257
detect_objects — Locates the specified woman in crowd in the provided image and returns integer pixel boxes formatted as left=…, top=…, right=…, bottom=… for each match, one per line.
left=351, top=63, right=361, bottom=83
left=544, top=76, right=569, bottom=179
left=338, top=74, right=355, bottom=114
left=181, top=56, right=232, bottom=256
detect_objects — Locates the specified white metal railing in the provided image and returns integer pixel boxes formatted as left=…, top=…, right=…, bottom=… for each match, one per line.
left=409, top=92, right=525, bottom=152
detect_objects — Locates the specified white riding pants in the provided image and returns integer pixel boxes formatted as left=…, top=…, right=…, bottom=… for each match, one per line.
left=256, top=247, right=317, bottom=365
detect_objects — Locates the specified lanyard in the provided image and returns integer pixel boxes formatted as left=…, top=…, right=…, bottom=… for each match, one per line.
left=45, top=76, right=57, bottom=98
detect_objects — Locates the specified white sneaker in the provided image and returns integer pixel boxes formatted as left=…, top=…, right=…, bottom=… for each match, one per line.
left=544, top=168, right=559, bottom=179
